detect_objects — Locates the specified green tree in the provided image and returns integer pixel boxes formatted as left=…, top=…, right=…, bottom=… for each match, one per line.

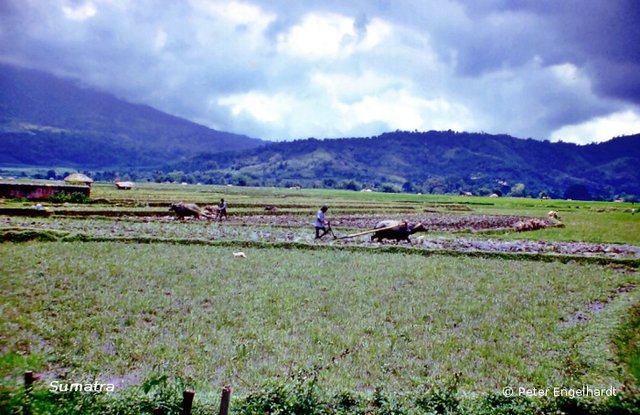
left=564, top=184, right=591, bottom=200
left=167, top=170, right=186, bottom=183
left=510, top=183, right=526, bottom=197
left=323, top=178, right=336, bottom=188
left=380, top=183, right=400, bottom=193
left=402, top=181, right=415, bottom=193
left=340, top=180, right=361, bottom=191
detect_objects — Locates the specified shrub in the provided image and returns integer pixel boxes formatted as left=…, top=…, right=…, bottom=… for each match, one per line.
left=48, top=192, right=91, bottom=204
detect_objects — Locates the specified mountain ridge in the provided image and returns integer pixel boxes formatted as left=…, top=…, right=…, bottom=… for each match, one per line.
left=0, top=63, right=264, bottom=167
left=1, top=63, right=638, bottom=200
left=165, top=131, right=640, bottom=199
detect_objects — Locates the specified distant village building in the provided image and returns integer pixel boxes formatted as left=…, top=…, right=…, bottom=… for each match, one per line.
left=64, top=173, right=94, bottom=187
left=0, top=181, right=90, bottom=201
left=115, top=181, right=135, bottom=190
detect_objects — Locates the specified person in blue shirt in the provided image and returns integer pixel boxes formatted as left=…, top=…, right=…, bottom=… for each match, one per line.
left=314, top=205, right=329, bottom=239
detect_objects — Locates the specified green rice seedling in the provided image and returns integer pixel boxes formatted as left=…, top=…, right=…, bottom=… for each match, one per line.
left=1, top=242, right=637, bottom=396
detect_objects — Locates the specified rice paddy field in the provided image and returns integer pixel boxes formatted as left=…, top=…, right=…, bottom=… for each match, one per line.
left=1, top=182, right=639, bottom=414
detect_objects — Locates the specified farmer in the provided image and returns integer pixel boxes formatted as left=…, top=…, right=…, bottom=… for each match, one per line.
left=216, top=198, right=228, bottom=221
left=314, top=205, right=329, bottom=239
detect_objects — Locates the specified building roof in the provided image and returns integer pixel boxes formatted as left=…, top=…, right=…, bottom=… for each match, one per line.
left=64, top=173, right=93, bottom=184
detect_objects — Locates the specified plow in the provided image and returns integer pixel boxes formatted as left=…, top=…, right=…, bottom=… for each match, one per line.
left=325, top=221, right=413, bottom=240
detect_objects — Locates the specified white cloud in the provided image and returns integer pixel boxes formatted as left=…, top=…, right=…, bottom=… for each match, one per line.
left=276, top=13, right=391, bottom=60
left=550, top=109, right=640, bottom=144
left=62, top=2, right=97, bottom=21
left=218, top=91, right=295, bottom=123
left=154, top=29, right=167, bottom=50
left=335, top=89, right=474, bottom=133
left=548, top=62, right=593, bottom=93
left=215, top=61, right=477, bottom=139
left=185, top=0, right=275, bottom=57
left=359, top=18, right=392, bottom=50
left=311, top=71, right=397, bottom=100
left=277, top=13, right=355, bottom=60
left=549, top=62, right=581, bottom=85
left=189, top=0, right=275, bottom=30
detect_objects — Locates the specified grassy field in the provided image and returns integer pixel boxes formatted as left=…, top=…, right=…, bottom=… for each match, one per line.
left=1, top=242, right=638, bottom=389
left=1, top=183, right=639, bottom=414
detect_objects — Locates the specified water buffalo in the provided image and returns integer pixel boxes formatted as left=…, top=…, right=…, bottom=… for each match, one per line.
left=371, top=220, right=426, bottom=243
left=169, top=202, right=204, bottom=219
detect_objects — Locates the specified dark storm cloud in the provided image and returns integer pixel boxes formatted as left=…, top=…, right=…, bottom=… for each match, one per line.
left=458, top=0, right=640, bottom=103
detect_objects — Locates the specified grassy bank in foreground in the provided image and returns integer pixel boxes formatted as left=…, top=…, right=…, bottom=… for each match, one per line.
left=2, top=374, right=639, bottom=415
left=1, top=242, right=638, bottom=393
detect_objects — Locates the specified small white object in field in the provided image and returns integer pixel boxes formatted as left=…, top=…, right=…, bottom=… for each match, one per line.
left=233, top=252, right=247, bottom=258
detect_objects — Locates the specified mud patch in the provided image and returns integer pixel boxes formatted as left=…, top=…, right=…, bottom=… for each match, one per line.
left=415, top=237, right=640, bottom=259
left=564, top=282, right=638, bottom=326
left=199, top=213, right=555, bottom=233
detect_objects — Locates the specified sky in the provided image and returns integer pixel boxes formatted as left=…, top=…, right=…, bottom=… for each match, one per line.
left=1, top=0, right=640, bottom=144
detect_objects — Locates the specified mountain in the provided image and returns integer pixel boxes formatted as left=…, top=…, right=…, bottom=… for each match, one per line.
left=167, top=131, right=640, bottom=199
left=0, top=64, right=264, bottom=168
left=1, top=64, right=638, bottom=199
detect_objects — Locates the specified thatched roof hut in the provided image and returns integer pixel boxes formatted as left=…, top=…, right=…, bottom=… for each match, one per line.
left=64, top=173, right=93, bottom=186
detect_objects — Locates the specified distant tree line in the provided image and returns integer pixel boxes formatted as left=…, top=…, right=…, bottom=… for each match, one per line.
left=6, top=165, right=638, bottom=202
left=4, top=129, right=639, bottom=202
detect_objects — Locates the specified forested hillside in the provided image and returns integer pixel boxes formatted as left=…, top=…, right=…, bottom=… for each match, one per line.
left=160, top=131, right=640, bottom=200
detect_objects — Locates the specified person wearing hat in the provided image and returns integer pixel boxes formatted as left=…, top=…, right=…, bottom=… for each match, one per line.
left=314, top=205, right=329, bottom=239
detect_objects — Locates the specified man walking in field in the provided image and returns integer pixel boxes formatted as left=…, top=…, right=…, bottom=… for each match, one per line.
left=216, top=198, right=228, bottom=221
left=314, top=205, right=329, bottom=239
